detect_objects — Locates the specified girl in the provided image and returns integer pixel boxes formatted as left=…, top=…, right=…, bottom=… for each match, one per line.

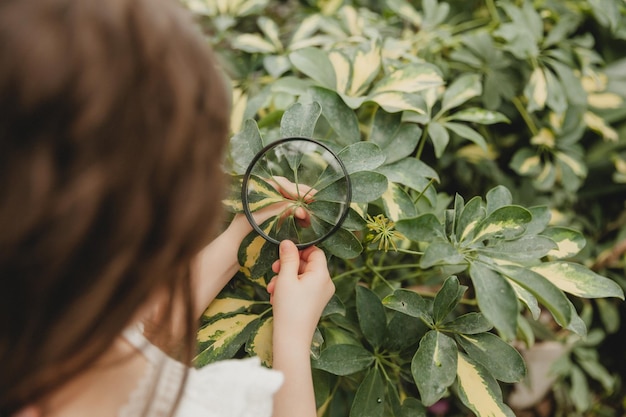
left=0, top=0, right=335, bottom=416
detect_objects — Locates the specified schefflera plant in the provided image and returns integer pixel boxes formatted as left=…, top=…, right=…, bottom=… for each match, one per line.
left=309, top=185, right=624, bottom=416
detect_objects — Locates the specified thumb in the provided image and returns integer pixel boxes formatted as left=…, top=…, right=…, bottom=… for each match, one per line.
left=278, top=240, right=300, bottom=278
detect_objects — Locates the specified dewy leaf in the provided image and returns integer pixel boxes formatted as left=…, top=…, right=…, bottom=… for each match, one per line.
left=395, top=213, right=446, bottom=243
left=356, top=286, right=388, bottom=348
left=468, top=262, right=518, bottom=340
left=420, top=241, right=465, bottom=269
left=541, top=227, right=586, bottom=259
left=371, top=63, right=444, bottom=95
left=289, top=47, right=336, bottom=90
left=337, top=142, right=386, bottom=174
left=411, top=330, right=458, bottom=406
left=455, top=353, right=516, bottom=417
left=455, top=333, right=526, bottom=383
left=349, top=368, right=385, bottom=417
left=472, top=205, right=532, bottom=242
left=382, top=289, right=432, bottom=324
left=312, top=344, right=375, bottom=375
left=279, top=101, right=322, bottom=138
left=530, top=262, right=624, bottom=300
left=441, top=73, right=482, bottom=112
left=308, top=87, right=360, bottom=146
left=440, top=312, right=492, bottom=334
left=433, top=276, right=465, bottom=324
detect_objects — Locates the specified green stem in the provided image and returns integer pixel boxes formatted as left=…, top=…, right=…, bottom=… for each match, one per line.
left=485, top=0, right=500, bottom=25
left=414, top=124, right=429, bottom=160
left=412, top=178, right=436, bottom=205
left=513, top=96, right=539, bottom=136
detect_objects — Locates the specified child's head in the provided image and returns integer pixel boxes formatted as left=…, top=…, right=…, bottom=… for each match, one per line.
left=0, top=0, right=229, bottom=412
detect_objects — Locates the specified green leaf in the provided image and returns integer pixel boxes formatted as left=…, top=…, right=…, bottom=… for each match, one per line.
left=530, top=262, right=625, bottom=300
left=500, top=265, right=573, bottom=327
left=485, top=185, right=513, bottom=214
left=427, top=121, right=449, bottom=158
left=279, top=101, right=322, bottom=138
left=320, top=227, right=363, bottom=259
left=411, top=330, right=458, bottom=406
left=349, top=368, right=385, bottom=417
left=468, top=262, right=518, bottom=340
left=433, top=276, right=466, bottom=324
left=312, top=344, right=375, bottom=375
left=479, top=235, right=557, bottom=261
left=356, top=286, right=387, bottom=348
left=448, top=107, right=510, bottom=125
left=377, top=158, right=440, bottom=189
left=384, top=311, right=428, bottom=352
left=289, top=47, right=336, bottom=89
left=472, top=205, right=532, bottom=242
left=337, top=142, right=386, bottom=174
left=229, top=119, right=264, bottom=175
left=455, top=353, right=516, bottom=417
left=524, top=205, right=552, bottom=235
left=308, top=87, right=360, bottom=146
left=441, top=73, right=482, bottom=112
left=440, top=312, right=492, bottom=334
left=456, top=196, right=485, bottom=243
left=395, top=213, right=445, bottom=243
left=442, top=122, right=488, bottom=151
left=380, top=182, right=417, bottom=221
left=542, top=227, right=586, bottom=259
left=347, top=171, right=389, bottom=203
left=420, top=241, right=465, bottom=269
left=455, top=333, right=526, bottom=383
left=510, top=148, right=542, bottom=177
left=371, top=121, right=422, bottom=164
left=382, top=289, right=432, bottom=325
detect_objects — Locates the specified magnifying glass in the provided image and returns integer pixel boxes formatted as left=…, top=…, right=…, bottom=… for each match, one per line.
left=241, top=137, right=352, bottom=249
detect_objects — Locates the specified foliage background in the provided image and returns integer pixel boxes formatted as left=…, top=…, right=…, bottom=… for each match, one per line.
left=184, top=0, right=626, bottom=416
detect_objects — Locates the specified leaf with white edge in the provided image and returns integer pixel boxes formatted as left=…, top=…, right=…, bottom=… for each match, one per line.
left=448, top=107, right=510, bottom=125
left=387, top=0, right=422, bottom=26
left=510, top=148, right=542, bottom=176
left=472, top=205, right=532, bottom=243
left=395, top=213, right=446, bottom=243
left=279, top=101, right=322, bottom=138
left=456, top=196, right=485, bottom=243
left=382, top=289, right=432, bottom=324
left=441, top=73, right=482, bottom=112
left=456, top=333, right=526, bottom=383
left=369, top=91, right=428, bottom=114
left=530, top=262, right=624, bottom=300
left=371, top=63, right=444, bottom=95
left=195, top=314, right=259, bottom=365
left=444, top=121, right=488, bottom=151
left=427, top=121, right=450, bottom=158
left=380, top=182, right=417, bottom=221
left=420, top=241, right=465, bottom=269
left=456, top=353, right=516, bottom=417
left=290, top=14, right=322, bottom=47
left=337, top=142, right=386, bottom=174
left=289, top=47, right=336, bottom=90
left=245, top=317, right=274, bottom=366
left=411, top=330, right=458, bottom=406
left=509, top=280, right=541, bottom=320
left=542, top=227, right=586, bottom=258
left=468, top=262, right=518, bottom=340
left=312, top=344, right=375, bottom=375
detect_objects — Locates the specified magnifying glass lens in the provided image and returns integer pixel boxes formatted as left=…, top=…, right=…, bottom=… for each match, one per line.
left=242, top=137, right=351, bottom=249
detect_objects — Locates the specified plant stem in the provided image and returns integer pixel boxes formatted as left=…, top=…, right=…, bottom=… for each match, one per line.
left=513, top=96, right=539, bottom=136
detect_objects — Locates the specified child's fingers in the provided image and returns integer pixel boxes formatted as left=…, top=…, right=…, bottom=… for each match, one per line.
left=277, top=240, right=300, bottom=278
left=272, top=259, right=281, bottom=273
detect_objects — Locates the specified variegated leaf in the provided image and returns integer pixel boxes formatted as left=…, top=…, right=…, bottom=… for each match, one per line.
left=456, top=353, right=516, bottom=417
left=257, top=16, right=282, bottom=51
left=246, top=317, right=274, bottom=366
left=456, top=196, right=485, bottom=243
left=238, top=222, right=278, bottom=281
left=411, top=330, right=458, bottom=406
left=510, top=148, right=542, bottom=176
left=472, top=205, right=532, bottom=243
left=289, top=47, right=336, bottom=90
left=448, top=107, right=510, bottom=125
left=530, top=262, right=624, bottom=300
left=328, top=50, right=352, bottom=94
left=542, top=227, right=586, bottom=258
left=441, top=73, right=482, bottom=112
left=232, top=33, right=277, bottom=53
left=525, top=66, right=548, bottom=112
left=369, top=91, right=427, bottom=114
left=371, top=63, right=443, bottom=95
left=349, top=39, right=382, bottom=97
left=456, top=332, right=526, bottom=383
left=380, top=182, right=417, bottom=221
left=195, top=314, right=259, bottom=366
left=202, top=297, right=256, bottom=320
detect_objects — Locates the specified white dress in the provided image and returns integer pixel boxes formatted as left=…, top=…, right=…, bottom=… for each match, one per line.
left=119, top=326, right=283, bottom=417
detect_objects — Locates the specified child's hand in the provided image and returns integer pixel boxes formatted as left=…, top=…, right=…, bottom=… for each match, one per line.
left=267, top=240, right=334, bottom=348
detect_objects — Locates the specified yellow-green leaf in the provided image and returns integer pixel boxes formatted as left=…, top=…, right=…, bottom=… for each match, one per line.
left=203, top=297, right=256, bottom=320
left=329, top=50, right=352, bottom=94
left=232, top=33, right=278, bottom=53
left=349, top=39, right=381, bottom=96
left=530, top=262, right=624, bottom=300
left=371, top=63, right=443, bottom=95
left=246, top=317, right=274, bottom=366
left=526, top=66, right=547, bottom=111
left=197, top=313, right=258, bottom=344
left=369, top=91, right=427, bottom=114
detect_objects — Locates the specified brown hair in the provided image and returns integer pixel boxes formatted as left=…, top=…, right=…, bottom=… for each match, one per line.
left=0, top=0, right=230, bottom=414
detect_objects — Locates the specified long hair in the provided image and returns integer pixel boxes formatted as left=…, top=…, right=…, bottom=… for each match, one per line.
left=0, top=0, right=230, bottom=414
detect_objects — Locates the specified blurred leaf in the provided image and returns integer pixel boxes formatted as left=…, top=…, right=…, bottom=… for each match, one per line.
left=229, top=119, right=264, bottom=174
left=371, top=63, right=443, bottom=95
left=289, top=47, right=336, bottom=89
left=427, top=121, right=450, bottom=158
left=202, top=297, right=256, bottom=320
left=448, top=107, right=510, bottom=125
left=411, top=330, right=458, bottom=406
left=441, top=73, right=482, bottom=112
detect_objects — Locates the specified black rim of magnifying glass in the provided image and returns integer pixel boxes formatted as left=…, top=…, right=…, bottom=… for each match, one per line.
left=241, top=136, right=352, bottom=250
